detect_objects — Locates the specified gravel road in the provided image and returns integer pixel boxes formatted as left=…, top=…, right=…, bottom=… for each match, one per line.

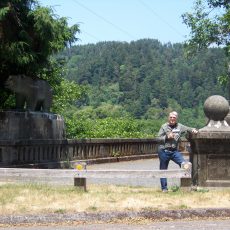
left=2, top=216, right=230, bottom=230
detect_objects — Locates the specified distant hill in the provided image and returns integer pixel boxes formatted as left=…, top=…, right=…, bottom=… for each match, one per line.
left=58, top=39, right=228, bottom=121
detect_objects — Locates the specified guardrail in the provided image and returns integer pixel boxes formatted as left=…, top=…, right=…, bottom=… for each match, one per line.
left=0, top=162, right=192, bottom=191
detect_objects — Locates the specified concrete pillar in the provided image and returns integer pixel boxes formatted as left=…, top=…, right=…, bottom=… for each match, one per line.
left=189, top=95, right=230, bottom=187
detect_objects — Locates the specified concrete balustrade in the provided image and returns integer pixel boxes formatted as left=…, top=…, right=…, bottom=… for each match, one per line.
left=0, top=138, right=189, bottom=167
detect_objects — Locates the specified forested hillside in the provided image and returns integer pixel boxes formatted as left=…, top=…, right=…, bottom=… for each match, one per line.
left=1, top=1, right=228, bottom=139
left=56, top=39, right=228, bottom=138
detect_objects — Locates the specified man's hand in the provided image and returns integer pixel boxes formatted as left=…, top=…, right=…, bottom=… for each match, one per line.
left=167, top=132, right=174, bottom=139
left=192, top=128, right=198, bottom=134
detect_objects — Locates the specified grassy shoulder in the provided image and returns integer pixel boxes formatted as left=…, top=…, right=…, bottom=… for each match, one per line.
left=0, top=183, right=230, bottom=215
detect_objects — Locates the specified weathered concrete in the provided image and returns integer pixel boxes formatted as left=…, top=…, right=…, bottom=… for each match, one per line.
left=0, top=135, right=189, bottom=167
left=0, top=111, right=65, bottom=140
left=203, top=95, right=229, bottom=122
left=189, top=95, right=230, bottom=187
left=5, top=75, right=53, bottom=112
left=0, top=111, right=67, bottom=166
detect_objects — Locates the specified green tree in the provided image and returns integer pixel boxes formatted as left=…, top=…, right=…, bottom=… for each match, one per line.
left=0, top=0, right=80, bottom=106
left=182, top=0, right=230, bottom=96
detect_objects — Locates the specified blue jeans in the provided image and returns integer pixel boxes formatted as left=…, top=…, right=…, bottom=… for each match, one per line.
left=158, top=148, right=185, bottom=190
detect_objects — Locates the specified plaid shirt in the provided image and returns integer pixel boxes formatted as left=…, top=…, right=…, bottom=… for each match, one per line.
left=157, top=122, right=193, bottom=150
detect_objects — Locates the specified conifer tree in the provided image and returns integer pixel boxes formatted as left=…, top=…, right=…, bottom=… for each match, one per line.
left=0, top=0, right=80, bottom=105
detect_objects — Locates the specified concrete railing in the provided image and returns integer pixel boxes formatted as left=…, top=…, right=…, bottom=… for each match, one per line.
left=0, top=138, right=189, bottom=167
left=67, top=138, right=160, bottom=160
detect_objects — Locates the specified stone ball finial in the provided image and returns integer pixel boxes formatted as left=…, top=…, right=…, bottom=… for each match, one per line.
left=204, top=95, right=229, bottom=121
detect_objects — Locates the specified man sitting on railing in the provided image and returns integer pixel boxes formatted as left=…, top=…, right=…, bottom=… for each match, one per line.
left=157, top=111, right=198, bottom=192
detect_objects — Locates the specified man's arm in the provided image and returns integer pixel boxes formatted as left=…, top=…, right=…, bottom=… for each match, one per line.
left=156, top=124, right=167, bottom=143
left=179, top=123, right=198, bottom=134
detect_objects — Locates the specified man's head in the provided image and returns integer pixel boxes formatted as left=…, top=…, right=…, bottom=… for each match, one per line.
left=168, top=111, right=178, bottom=126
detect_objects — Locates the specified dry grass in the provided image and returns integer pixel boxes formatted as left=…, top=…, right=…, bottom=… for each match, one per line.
left=0, top=183, right=230, bottom=215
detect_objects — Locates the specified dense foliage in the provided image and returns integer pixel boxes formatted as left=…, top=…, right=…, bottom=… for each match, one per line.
left=182, top=0, right=230, bottom=55
left=0, top=0, right=81, bottom=109
left=57, top=39, right=228, bottom=138
left=182, top=0, right=230, bottom=93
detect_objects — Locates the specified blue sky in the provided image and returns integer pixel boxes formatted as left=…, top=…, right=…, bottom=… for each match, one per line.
left=39, top=0, right=195, bottom=45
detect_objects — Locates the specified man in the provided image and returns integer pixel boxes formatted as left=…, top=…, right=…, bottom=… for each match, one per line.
left=157, top=111, right=198, bottom=192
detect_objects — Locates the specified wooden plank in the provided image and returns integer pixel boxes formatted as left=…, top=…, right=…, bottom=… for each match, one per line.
left=0, top=168, right=75, bottom=178
left=0, top=168, right=191, bottom=182
left=75, top=169, right=191, bottom=179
